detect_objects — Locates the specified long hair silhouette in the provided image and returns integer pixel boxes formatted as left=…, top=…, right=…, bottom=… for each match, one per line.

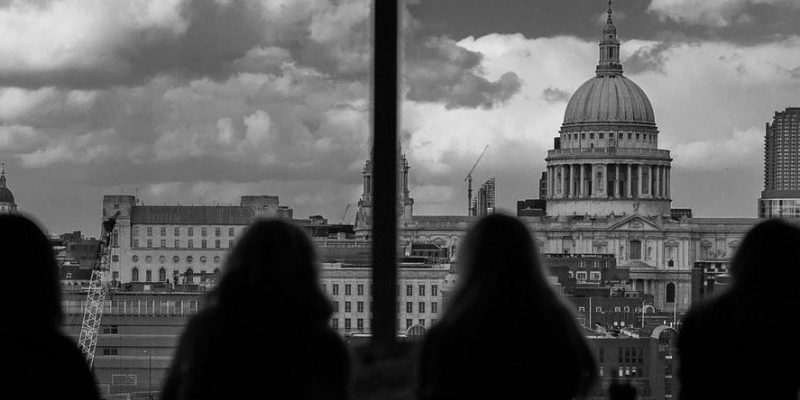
left=0, top=213, right=62, bottom=330
left=678, top=218, right=800, bottom=400
left=162, top=218, right=348, bottom=400
left=418, top=214, right=597, bottom=399
left=208, top=217, right=332, bottom=320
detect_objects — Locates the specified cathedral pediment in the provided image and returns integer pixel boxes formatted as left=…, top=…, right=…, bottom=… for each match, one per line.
left=608, top=215, right=663, bottom=231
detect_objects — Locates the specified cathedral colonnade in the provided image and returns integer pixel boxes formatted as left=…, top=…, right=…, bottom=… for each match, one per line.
left=547, top=163, right=671, bottom=200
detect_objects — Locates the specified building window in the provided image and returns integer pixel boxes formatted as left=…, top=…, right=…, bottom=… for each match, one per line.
left=102, top=348, right=118, bottom=356
left=146, top=239, right=152, bottom=248
left=133, top=239, right=139, bottom=248
left=406, top=302, right=413, bottom=313
left=595, top=307, right=602, bottom=312
left=419, top=285, right=426, bottom=296
left=666, top=282, right=676, bottom=303
left=406, top=285, right=413, bottom=296
left=357, top=301, right=364, bottom=313
left=578, top=306, right=585, bottom=312
left=215, top=240, right=220, bottom=248
left=201, top=240, right=207, bottom=248
left=419, top=302, right=425, bottom=313
left=161, top=239, right=166, bottom=248
left=345, top=302, right=351, bottom=313
left=174, top=227, right=180, bottom=236
left=145, top=270, right=152, bottom=282
left=668, top=259, right=675, bottom=267
left=174, top=239, right=180, bottom=248
left=131, top=268, right=139, bottom=282
left=590, top=271, right=601, bottom=281
left=160, top=227, right=166, bottom=236
left=357, top=318, right=364, bottom=331
left=624, top=306, right=630, bottom=312
left=614, top=307, right=621, bottom=312
left=102, top=325, right=119, bottom=334
left=432, top=285, right=438, bottom=296
left=332, top=318, right=339, bottom=329
left=406, top=319, right=413, bottom=329
left=357, top=284, right=364, bottom=296
left=431, top=302, right=438, bottom=314
left=333, top=284, right=339, bottom=295
left=345, top=284, right=352, bottom=295
left=147, top=227, right=153, bottom=236
left=202, top=227, right=208, bottom=237
left=576, top=271, right=587, bottom=281
left=345, top=319, right=351, bottom=330
left=112, top=255, right=119, bottom=262
left=629, top=240, right=642, bottom=260
left=188, top=227, right=194, bottom=237
left=228, top=240, right=234, bottom=248
left=229, top=227, right=235, bottom=236
left=185, top=268, right=194, bottom=284
left=215, top=227, right=221, bottom=237
left=159, top=268, right=166, bottom=282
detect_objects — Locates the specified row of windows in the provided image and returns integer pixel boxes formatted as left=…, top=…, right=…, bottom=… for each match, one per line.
left=564, top=132, right=656, bottom=142
left=130, top=267, right=220, bottom=282
left=330, top=318, right=437, bottom=331
left=325, top=283, right=440, bottom=297
left=135, top=226, right=237, bottom=237
left=133, top=239, right=234, bottom=249
left=131, top=255, right=222, bottom=264
left=598, top=366, right=642, bottom=378
left=332, top=301, right=440, bottom=315
left=578, top=306, right=640, bottom=313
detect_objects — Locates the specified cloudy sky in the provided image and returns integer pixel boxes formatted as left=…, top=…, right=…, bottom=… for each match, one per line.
left=0, top=0, right=798, bottom=235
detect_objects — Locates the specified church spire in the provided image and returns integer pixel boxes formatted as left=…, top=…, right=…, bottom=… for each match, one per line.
left=596, top=0, right=623, bottom=77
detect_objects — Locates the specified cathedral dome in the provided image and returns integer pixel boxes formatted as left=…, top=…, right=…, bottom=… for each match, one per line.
left=563, top=75, right=655, bottom=126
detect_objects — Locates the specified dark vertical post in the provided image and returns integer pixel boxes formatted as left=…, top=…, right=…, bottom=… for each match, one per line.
left=371, top=0, right=399, bottom=347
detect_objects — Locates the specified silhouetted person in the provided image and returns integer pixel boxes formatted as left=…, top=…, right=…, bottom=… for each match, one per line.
left=679, top=219, right=800, bottom=400
left=0, top=214, right=100, bottom=400
left=161, top=218, right=350, bottom=400
left=417, top=214, right=597, bottom=400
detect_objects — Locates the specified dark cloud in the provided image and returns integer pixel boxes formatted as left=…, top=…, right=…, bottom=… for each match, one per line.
left=405, top=36, right=521, bottom=108
left=541, top=87, right=571, bottom=103
left=625, top=41, right=677, bottom=74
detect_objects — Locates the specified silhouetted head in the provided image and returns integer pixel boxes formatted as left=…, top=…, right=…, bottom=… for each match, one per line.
left=0, top=213, right=62, bottom=331
left=437, top=214, right=597, bottom=395
left=449, top=213, right=552, bottom=312
left=209, top=218, right=331, bottom=321
left=730, top=218, right=800, bottom=295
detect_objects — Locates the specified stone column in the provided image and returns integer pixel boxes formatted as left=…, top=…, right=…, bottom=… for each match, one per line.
left=626, top=164, right=632, bottom=198
left=656, top=166, right=661, bottom=198
left=635, top=164, right=641, bottom=198
left=615, top=164, right=620, bottom=198
left=560, top=165, right=565, bottom=198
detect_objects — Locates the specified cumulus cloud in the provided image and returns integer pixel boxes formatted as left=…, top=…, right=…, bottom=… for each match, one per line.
left=405, top=36, right=522, bottom=109
left=647, top=0, right=800, bottom=27
left=670, top=127, right=763, bottom=170
left=542, top=87, right=571, bottom=103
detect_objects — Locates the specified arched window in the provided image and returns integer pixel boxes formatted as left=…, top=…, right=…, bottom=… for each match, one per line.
left=185, top=268, right=194, bottom=284
left=666, top=282, right=676, bottom=303
left=668, top=259, right=674, bottom=267
left=131, top=267, right=139, bottom=282
left=159, top=268, right=166, bottom=282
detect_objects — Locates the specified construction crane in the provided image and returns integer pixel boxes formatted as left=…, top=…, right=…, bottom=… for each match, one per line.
left=464, top=145, right=489, bottom=216
left=340, top=203, right=351, bottom=224
left=78, top=210, right=120, bottom=368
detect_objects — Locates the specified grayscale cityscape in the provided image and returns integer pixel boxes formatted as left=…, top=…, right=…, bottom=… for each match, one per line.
left=1, top=0, right=799, bottom=399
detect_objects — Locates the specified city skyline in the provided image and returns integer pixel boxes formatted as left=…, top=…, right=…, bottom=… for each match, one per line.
left=0, top=0, right=799, bottom=235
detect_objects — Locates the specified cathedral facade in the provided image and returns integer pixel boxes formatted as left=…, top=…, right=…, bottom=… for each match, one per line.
left=355, top=4, right=759, bottom=313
